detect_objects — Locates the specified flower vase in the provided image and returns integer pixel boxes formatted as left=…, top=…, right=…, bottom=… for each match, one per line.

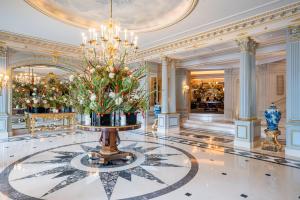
left=84, top=114, right=91, bottom=126
left=126, top=113, right=137, bottom=125
left=91, top=112, right=101, bottom=126
left=120, top=115, right=126, bottom=126
left=31, top=107, right=39, bottom=113
left=100, top=114, right=111, bottom=126
left=154, top=105, right=161, bottom=119
left=262, top=103, right=282, bottom=152
left=264, top=103, right=281, bottom=131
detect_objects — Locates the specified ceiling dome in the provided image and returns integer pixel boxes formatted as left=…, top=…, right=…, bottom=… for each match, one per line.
left=25, top=0, right=198, bottom=32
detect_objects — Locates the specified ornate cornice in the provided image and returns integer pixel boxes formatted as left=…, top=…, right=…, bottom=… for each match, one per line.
left=161, top=56, right=169, bottom=66
left=236, top=37, right=258, bottom=54
left=9, top=55, right=82, bottom=72
left=0, top=31, right=81, bottom=58
left=0, top=42, right=7, bottom=57
left=288, top=25, right=300, bottom=41
left=132, top=2, right=300, bottom=61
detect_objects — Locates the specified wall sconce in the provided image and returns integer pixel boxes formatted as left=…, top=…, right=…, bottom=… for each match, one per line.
left=0, top=73, right=9, bottom=91
left=183, top=85, right=190, bottom=91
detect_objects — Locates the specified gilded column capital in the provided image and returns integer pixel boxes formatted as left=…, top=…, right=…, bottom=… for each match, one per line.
left=160, top=56, right=171, bottom=67
left=287, top=25, right=300, bottom=42
left=0, top=42, right=8, bottom=57
left=236, top=37, right=258, bottom=54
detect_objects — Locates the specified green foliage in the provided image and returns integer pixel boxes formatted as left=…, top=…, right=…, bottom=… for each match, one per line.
left=69, top=55, right=149, bottom=115
left=12, top=73, right=72, bottom=110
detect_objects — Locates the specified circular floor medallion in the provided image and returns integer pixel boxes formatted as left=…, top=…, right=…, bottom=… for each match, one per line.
left=0, top=140, right=198, bottom=200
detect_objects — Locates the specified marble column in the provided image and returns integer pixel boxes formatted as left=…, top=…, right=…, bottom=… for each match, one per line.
left=137, top=63, right=150, bottom=131
left=161, top=57, right=169, bottom=113
left=0, top=43, right=11, bottom=138
left=285, top=25, right=300, bottom=158
left=176, top=68, right=190, bottom=118
left=234, top=37, right=261, bottom=149
left=157, top=57, right=180, bottom=134
left=169, top=59, right=176, bottom=113
left=224, top=69, right=234, bottom=121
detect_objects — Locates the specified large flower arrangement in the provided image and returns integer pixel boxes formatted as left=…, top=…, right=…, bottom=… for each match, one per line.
left=69, top=55, right=148, bottom=117
left=12, top=73, right=73, bottom=112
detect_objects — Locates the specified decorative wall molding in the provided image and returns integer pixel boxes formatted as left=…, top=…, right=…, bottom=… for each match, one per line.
left=1, top=2, right=300, bottom=67
left=9, top=55, right=82, bottom=72
left=0, top=42, right=7, bottom=57
left=0, top=31, right=81, bottom=58
left=288, top=25, right=300, bottom=41
left=132, top=2, right=300, bottom=61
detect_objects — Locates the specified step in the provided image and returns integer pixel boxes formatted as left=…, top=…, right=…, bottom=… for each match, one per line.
left=182, top=119, right=235, bottom=135
left=188, top=113, right=226, bottom=122
left=183, top=119, right=286, bottom=139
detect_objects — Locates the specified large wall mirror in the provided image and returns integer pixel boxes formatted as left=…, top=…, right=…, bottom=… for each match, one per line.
left=11, top=65, right=74, bottom=135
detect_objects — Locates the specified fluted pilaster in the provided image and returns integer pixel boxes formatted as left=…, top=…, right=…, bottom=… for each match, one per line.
left=161, top=56, right=169, bottom=113
left=286, top=25, right=300, bottom=121
left=0, top=42, right=10, bottom=138
left=286, top=25, right=300, bottom=157
left=236, top=37, right=258, bottom=119
left=0, top=43, right=8, bottom=113
left=234, top=37, right=261, bottom=149
left=169, top=59, right=176, bottom=113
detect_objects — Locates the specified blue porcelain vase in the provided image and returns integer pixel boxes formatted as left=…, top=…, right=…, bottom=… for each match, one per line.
left=154, top=105, right=161, bottom=119
left=264, top=103, right=281, bottom=131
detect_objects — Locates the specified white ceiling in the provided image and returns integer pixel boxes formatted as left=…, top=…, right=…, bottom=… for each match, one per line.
left=0, top=0, right=297, bottom=50
left=25, top=0, right=197, bottom=32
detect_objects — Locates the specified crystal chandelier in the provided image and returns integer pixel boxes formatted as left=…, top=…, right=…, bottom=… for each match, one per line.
left=80, top=0, right=138, bottom=63
left=15, top=73, right=41, bottom=84
left=14, top=68, right=41, bottom=85
left=0, top=73, right=9, bottom=91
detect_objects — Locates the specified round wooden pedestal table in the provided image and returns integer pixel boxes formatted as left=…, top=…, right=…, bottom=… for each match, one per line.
left=77, top=124, right=141, bottom=164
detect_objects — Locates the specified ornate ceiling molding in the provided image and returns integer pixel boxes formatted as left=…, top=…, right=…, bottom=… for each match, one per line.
left=287, top=25, right=300, bottom=41
left=132, top=2, right=300, bottom=62
left=0, top=31, right=81, bottom=59
left=0, top=41, right=7, bottom=57
left=1, top=2, right=300, bottom=66
left=9, top=55, right=82, bottom=72
left=25, top=0, right=198, bottom=33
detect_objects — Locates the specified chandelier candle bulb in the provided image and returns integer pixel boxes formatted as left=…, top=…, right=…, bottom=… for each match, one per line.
left=101, top=25, right=104, bottom=37
left=89, top=28, right=93, bottom=39
left=124, top=29, right=127, bottom=41
left=130, top=32, right=134, bottom=43
left=95, top=33, right=98, bottom=42
left=134, top=36, right=138, bottom=46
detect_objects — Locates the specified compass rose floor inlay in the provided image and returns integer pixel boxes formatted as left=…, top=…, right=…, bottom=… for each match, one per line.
left=0, top=130, right=300, bottom=200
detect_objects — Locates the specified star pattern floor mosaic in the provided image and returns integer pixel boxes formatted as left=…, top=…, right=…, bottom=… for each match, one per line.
left=0, top=129, right=300, bottom=200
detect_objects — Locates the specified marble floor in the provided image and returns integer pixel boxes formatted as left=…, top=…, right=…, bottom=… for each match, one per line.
left=0, top=129, right=300, bottom=200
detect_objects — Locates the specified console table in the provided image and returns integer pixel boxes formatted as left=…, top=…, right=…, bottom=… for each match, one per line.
left=25, top=112, right=76, bottom=135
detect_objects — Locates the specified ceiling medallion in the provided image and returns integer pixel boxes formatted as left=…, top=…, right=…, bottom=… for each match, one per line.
left=25, top=0, right=198, bottom=33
